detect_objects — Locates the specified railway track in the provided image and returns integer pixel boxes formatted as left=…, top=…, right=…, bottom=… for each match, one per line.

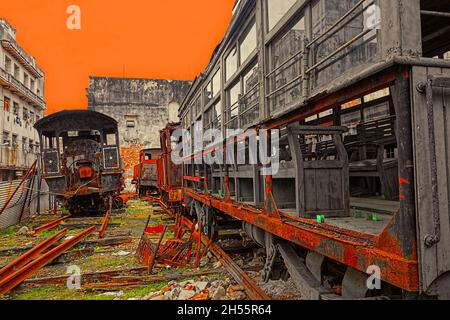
left=144, top=198, right=271, bottom=300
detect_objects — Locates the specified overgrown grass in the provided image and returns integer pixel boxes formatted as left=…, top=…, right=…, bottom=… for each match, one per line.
left=11, top=285, right=116, bottom=300
left=121, top=282, right=168, bottom=299
left=0, top=226, right=16, bottom=236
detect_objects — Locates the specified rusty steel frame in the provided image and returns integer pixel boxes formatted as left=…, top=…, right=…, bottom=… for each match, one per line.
left=178, top=67, right=420, bottom=292
left=32, top=217, right=66, bottom=235
left=0, top=226, right=95, bottom=295
left=180, top=216, right=269, bottom=300
left=0, top=229, right=68, bottom=279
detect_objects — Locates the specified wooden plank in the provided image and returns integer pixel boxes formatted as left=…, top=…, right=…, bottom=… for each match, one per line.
left=411, top=66, right=438, bottom=291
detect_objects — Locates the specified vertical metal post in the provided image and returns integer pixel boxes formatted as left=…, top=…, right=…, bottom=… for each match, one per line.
left=391, top=67, right=417, bottom=259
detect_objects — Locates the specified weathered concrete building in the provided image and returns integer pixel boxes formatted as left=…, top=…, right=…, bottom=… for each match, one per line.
left=87, top=76, right=191, bottom=187
left=87, top=77, right=191, bottom=148
left=0, top=19, right=46, bottom=181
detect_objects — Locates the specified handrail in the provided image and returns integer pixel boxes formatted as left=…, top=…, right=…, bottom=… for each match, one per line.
left=307, top=0, right=369, bottom=48
left=265, top=48, right=304, bottom=79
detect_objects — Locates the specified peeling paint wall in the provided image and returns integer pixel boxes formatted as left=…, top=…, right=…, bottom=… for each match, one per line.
left=87, top=77, right=191, bottom=188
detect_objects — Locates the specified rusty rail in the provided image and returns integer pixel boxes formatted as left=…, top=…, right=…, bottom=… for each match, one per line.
left=180, top=216, right=269, bottom=300
left=0, top=226, right=95, bottom=296
left=0, top=229, right=68, bottom=279
left=32, top=217, right=66, bottom=235
left=98, top=209, right=111, bottom=239
left=206, top=240, right=269, bottom=300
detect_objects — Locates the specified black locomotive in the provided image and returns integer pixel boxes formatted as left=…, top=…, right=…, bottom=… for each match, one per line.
left=34, top=110, right=124, bottom=215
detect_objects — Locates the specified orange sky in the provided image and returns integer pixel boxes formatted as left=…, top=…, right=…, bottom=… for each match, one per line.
left=0, top=0, right=234, bottom=114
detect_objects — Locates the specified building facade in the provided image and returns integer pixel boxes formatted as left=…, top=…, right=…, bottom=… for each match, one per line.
left=0, top=19, right=46, bottom=181
left=87, top=76, right=191, bottom=186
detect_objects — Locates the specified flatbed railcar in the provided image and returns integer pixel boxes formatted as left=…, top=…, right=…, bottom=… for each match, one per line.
left=153, top=0, right=450, bottom=299
left=34, top=110, right=124, bottom=215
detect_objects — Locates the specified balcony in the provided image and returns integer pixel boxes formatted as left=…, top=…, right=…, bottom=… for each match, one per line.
left=1, top=37, right=44, bottom=79
left=0, top=67, right=46, bottom=110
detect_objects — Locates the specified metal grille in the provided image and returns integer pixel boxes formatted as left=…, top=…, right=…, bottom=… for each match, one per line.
left=0, top=177, right=52, bottom=230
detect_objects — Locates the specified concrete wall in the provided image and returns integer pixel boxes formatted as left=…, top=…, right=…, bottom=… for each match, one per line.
left=87, top=77, right=191, bottom=189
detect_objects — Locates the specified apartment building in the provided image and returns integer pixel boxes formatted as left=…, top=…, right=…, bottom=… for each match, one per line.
left=0, top=19, right=46, bottom=181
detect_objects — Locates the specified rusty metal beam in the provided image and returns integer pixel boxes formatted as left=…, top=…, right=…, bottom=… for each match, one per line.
left=0, top=226, right=95, bottom=296
left=180, top=217, right=269, bottom=300
left=98, top=209, right=111, bottom=239
left=185, top=188, right=419, bottom=292
left=32, top=217, right=66, bottom=235
left=0, top=229, right=68, bottom=279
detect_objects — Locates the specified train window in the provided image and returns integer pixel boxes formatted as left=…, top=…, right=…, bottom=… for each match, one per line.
left=226, top=80, right=240, bottom=130
left=204, top=81, right=213, bottom=106
left=239, top=21, right=257, bottom=65
left=342, top=99, right=362, bottom=110
left=267, top=0, right=297, bottom=31
left=225, top=47, right=238, bottom=82
left=319, top=109, right=333, bottom=119
left=364, top=88, right=390, bottom=103
left=363, top=101, right=390, bottom=121
left=204, top=99, right=221, bottom=132
left=341, top=111, right=361, bottom=135
left=241, top=63, right=260, bottom=127
left=195, top=96, right=202, bottom=117
left=212, top=69, right=221, bottom=97
left=106, top=133, right=117, bottom=146
left=268, top=16, right=305, bottom=114
left=311, top=0, right=380, bottom=89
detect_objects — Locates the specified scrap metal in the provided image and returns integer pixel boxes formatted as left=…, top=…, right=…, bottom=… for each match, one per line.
left=0, top=226, right=95, bottom=295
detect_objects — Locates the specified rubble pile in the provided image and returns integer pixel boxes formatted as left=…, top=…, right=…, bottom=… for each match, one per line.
left=141, top=277, right=248, bottom=301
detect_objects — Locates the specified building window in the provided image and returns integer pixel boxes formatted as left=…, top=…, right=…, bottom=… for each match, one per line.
left=267, top=0, right=297, bottom=31
left=12, top=135, right=18, bottom=148
left=239, top=21, right=257, bottom=65
left=13, top=102, right=19, bottom=116
left=30, top=79, right=36, bottom=92
left=14, top=64, right=20, bottom=79
left=2, top=131, right=10, bottom=147
left=5, top=56, right=12, bottom=73
left=23, top=108, right=29, bottom=122
left=23, top=73, right=29, bottom=88
left=126, top=120, right=136, bottom=128
left=3, top=97, right=10, bottom=112
left=225, top=47, right=238, bottom=82
left=22, top=137, right=27, bottom=153
left=29, top=140, right=34, bottom=154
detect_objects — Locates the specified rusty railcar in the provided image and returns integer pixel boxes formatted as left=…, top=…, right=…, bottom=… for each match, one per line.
left=173, top=0, right=450, bottom=299
left=132, top=148, right=162, bottom=197
left=34, top=110, right=124, bottom=215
